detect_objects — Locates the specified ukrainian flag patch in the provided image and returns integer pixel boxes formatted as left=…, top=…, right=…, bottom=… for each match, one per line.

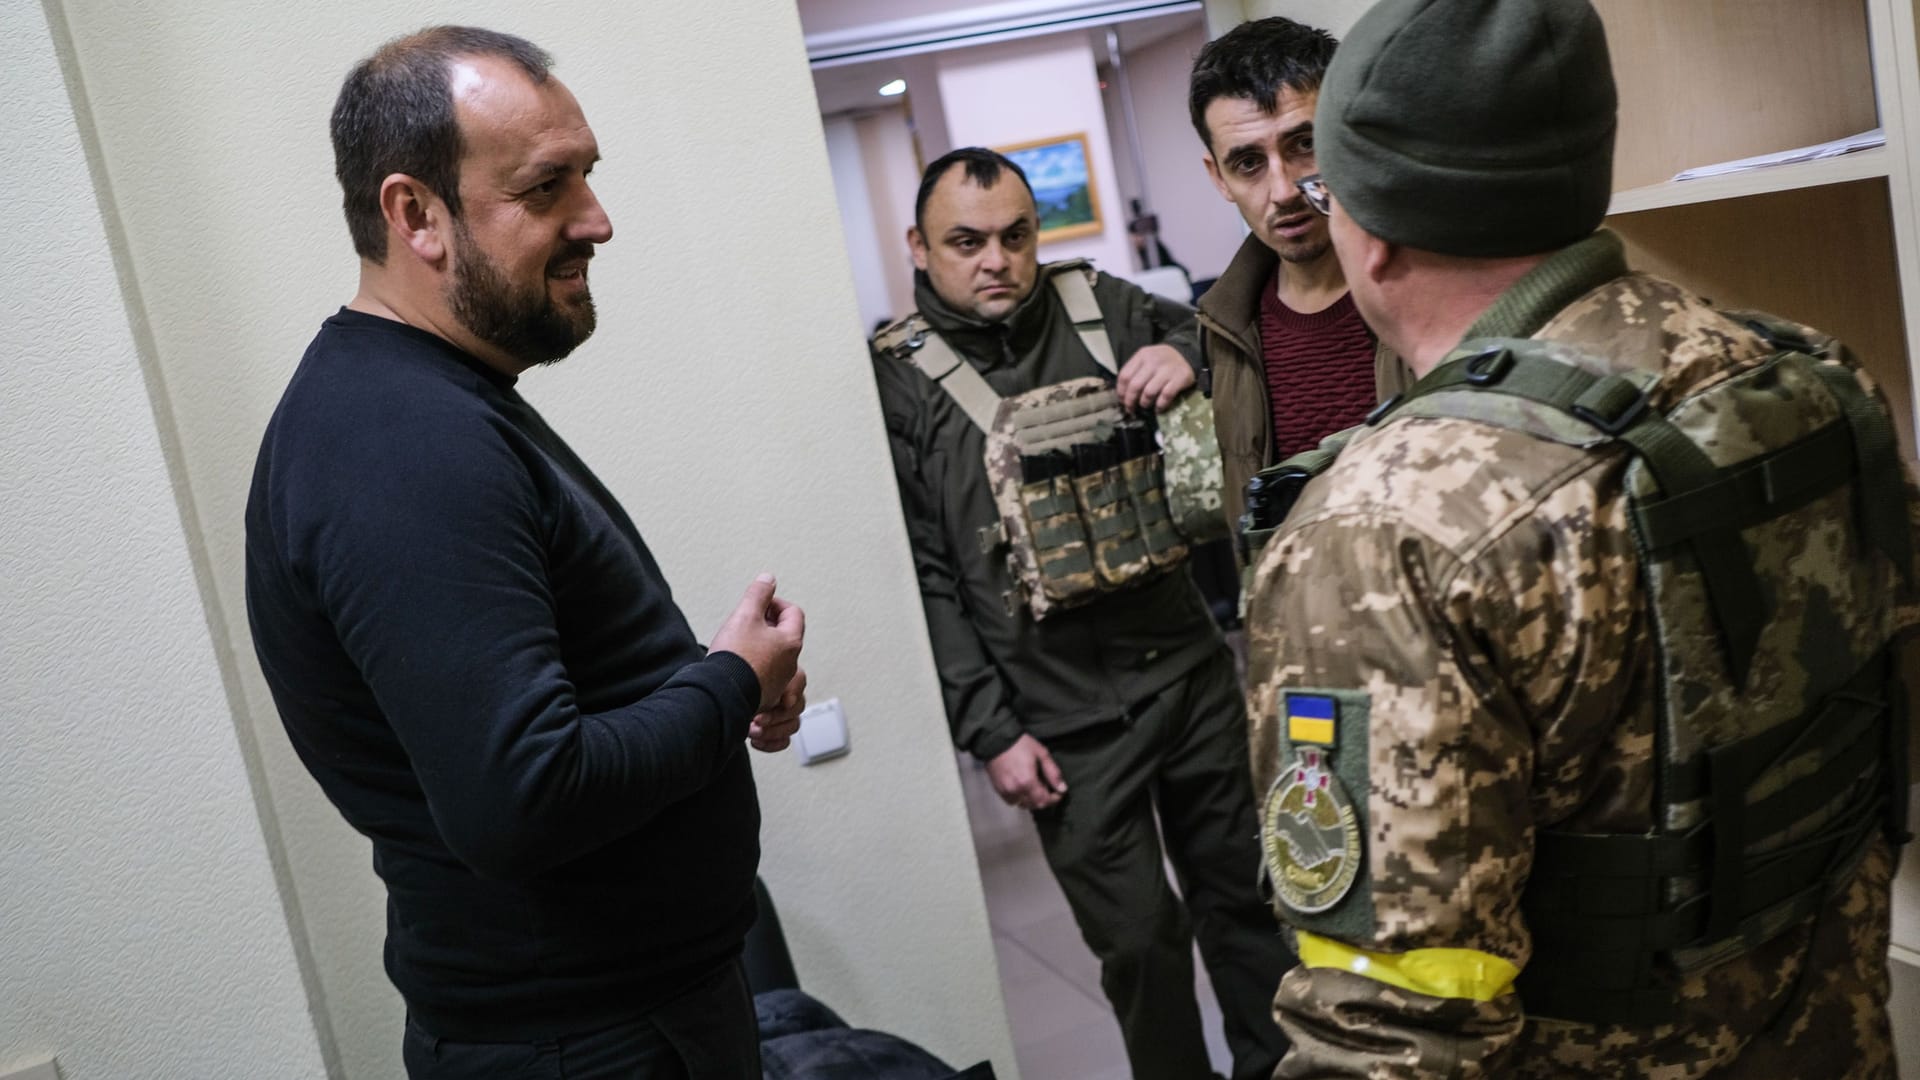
left=1285, top=693, right=1338, bottom=748
left=1265, top=688, right=1368, bottom=917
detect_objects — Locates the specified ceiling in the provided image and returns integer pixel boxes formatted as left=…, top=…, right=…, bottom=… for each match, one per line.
left=811, top=9, right=1201, bottom=117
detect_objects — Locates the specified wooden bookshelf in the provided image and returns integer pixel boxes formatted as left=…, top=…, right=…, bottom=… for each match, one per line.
left=1594, top=0, right=1879, bottom=191
left=1607, top=147, right=1891, bottom=216
left=1609, top=178, right=1914, bottom=458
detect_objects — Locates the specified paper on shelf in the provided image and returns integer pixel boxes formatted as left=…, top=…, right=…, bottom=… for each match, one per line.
left=1673, top=128, right=1885, bottom=181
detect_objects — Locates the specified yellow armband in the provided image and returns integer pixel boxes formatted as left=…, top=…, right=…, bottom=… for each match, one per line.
left=1296, top=931, right=1518, bottom=1002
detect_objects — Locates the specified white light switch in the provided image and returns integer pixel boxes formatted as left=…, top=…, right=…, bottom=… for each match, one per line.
left=0, top=1058, right=60, bottom=1080
left=796, top=698, right=850, bottom=765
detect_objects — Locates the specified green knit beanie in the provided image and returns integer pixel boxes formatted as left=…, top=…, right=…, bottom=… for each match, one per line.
left=1316, top=0, right=1618, bottom=257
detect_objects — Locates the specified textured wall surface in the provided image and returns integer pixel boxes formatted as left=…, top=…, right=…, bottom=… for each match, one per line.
left=1237, top=0, right=1364, bottom=37
left=797, top=0, right=1100, bottom=41
left=856, top=107, right=923, bottom=326
left=48, top=0, right=1016, bottom=1077
left=0, top=2, right=328, bottom=1077
left=826, top=113, right=895, bottom=331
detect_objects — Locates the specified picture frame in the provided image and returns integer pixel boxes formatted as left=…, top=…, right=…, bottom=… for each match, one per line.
left=996, top=132, right=1104, bottom=243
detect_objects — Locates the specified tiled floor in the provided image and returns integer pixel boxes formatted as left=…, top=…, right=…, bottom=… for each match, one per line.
left=958, top=754, right=1232, bottom=1080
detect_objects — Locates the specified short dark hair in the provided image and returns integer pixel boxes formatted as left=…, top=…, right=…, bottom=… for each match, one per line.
left=913, top=147, right=1034, bottom=234
left=1187, top=17, right=1338, bottom=151
left=331, top=26, right=553, bottom=262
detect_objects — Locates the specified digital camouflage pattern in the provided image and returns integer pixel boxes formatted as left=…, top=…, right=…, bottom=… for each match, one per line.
left=1119, top=453, right=1189, bottom=568
left=983, top=378, right=1184, bottom=618
left=1158, top=387, right=1231, bottom=543
left=1245, top=246, right=1910, bottom=1077
left=987, top=378, right=1118, bottom=617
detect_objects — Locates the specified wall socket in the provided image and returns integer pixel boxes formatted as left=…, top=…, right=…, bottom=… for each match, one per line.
left=795, top=697, right=851, bottom=764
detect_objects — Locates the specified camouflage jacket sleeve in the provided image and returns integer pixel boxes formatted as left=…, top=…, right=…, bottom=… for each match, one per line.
left=870, top=345, right=1026, bottom=761
left=1244, top=417, right=1647, bottom=1078
left=1092, top=270, right=1203, bottom=376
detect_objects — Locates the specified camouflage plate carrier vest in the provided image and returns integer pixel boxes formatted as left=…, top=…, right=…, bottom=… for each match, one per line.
left=877, top=261, right=1227, bottom=621
left=1242, top=308, right=1912, bottom=1027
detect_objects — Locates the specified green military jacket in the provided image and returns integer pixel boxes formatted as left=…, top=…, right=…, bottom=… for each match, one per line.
left=1244, top=231, right=1908, bottom=1078
left=873, top=264, right=1226, bottom=760
left=1196, top=232, right=1412, bottom=537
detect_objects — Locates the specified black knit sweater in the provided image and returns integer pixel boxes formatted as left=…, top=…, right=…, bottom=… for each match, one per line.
left=245, top=309, right=763, bottom=1039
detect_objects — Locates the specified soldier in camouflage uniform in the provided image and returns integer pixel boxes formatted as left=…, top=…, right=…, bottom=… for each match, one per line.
left=1242, top=1, right=1911, bottom=1076
left=872, top=148, right=1294, bottom=1079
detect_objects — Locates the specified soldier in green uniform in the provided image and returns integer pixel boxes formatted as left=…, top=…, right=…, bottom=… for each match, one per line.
left=872, top=148, right=1293, bottom=1079
left=1242, top=0, right=1913, bottom=1076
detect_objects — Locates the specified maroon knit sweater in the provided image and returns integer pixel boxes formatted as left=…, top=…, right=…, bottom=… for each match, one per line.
left=1258, top=272, right=1379, bottom=463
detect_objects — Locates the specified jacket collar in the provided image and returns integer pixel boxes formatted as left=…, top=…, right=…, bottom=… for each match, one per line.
left=914, top=261, right=1084, bottom=364
left=1195, top=233, right=1278, bottom=353
left=1462, top=230, right=1630, bottom=343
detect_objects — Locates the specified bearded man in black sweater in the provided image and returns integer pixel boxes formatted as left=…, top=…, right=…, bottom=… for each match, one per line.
left=245, top=27, right=806, bottom=1079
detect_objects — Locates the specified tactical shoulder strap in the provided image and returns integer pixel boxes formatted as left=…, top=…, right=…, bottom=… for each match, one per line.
left=1393, top=338, right=1769, bottom=685
left=878, top=314, right=1002, bottom=433
left=878, top=264, right=1121, bottom=433
left=1739, top=316, right=1913, bottom=586
left=1049, top=265, right=1118, bottom=375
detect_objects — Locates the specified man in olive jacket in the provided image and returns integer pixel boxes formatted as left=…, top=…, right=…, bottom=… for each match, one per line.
left=871, top=148, right=1292, bottom=1080
left=1188, top=17, right=1410, bottom=534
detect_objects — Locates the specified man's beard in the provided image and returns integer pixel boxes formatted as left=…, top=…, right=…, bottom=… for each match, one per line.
left=447, top=219, right=596, bottom=367
left=1267, top=198, right=1332, bottom=266
left=1274, top=234, right=1332, bottom=265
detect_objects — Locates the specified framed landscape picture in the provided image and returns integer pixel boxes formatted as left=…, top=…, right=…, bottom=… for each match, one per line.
left=997, top=132, right=1104, bottom=243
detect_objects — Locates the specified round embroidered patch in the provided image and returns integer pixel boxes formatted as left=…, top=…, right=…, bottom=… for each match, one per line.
left=1261, top=747, right=1363, bottom=914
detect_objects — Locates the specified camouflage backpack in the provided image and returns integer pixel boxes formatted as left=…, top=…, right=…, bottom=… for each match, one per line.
left=877, top=262, right=1222, bottom=619
left=1243, top=312, right=1912, bottom=1026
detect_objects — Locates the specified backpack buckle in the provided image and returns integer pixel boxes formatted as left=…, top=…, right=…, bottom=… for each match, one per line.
left=1464, top=347, right=1514, bottom=386
left=1571, top=375, right=1652, bottom=435
left=1365, top=392, right=1404, bottom=426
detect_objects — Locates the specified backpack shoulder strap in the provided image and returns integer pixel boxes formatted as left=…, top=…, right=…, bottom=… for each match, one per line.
left=1394, top=336, right=1770, bottom=683
left=1048, top=263, right=1118, bottom=375
left=1732, top=312, right=1912, bottom=585
left=877, top=313, right=1002, bottom=433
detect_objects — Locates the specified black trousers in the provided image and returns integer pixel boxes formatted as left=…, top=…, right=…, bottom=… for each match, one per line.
left=1032, top=651, right=1295, bottom=1080
left=402, top=962, right=762, bottom=1080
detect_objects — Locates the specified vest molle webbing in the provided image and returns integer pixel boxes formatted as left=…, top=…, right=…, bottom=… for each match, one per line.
left=879, top=263, right=1214, bottom=620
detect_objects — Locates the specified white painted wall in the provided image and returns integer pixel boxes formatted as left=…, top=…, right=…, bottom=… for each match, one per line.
left=797, top=0, right=998, bottom=38
left=936, top=32, right=1137, bottom=274
left=799, top=0, right=1188, bottom=48
left=0, top=3, right=328, bottom=1078
left=1108, top=22, right=1249, bottom=282
left=826, top=115, right=897, bottom=332
left=1100, top=66, right=1144, bottom=221
left=900, top=55, right=955, bottom=160
left=856, top=106, right=925, bottom=324
left=1235, top=0, right=1365, bottom=37
left=45, top=0, right=1016, bottom=1077
left=1891, top=941, right=1920, bottom=1075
